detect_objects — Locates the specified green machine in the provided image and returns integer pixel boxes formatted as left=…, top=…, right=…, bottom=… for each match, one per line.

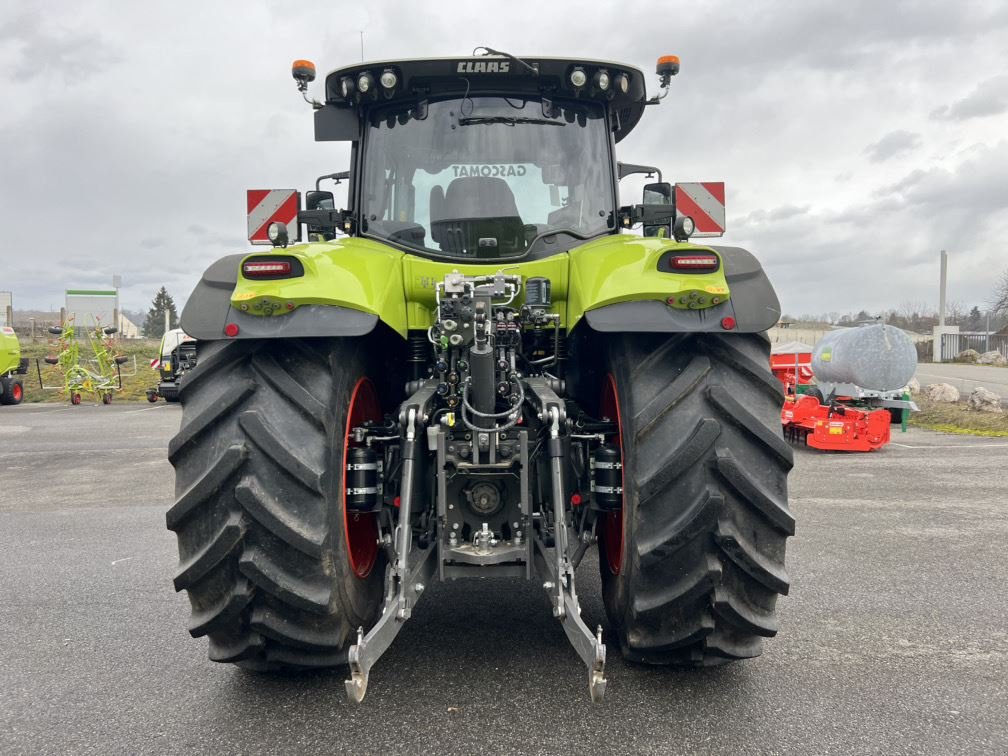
left=0, top=327, right=28, bottom=405
left=41, top=319, right=133, bottom=404
left=168, top=51, right=792, bottom=701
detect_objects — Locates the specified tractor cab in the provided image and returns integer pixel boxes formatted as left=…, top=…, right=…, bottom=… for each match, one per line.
left=292, top=53, right=684, bottom=259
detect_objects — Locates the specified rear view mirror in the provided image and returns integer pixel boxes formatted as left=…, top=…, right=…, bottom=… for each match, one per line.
left=306, top=190, right=335, bottom=211
left=643, top=182, right=673, bottom=205
left=642, top=182, right=674, bottom=238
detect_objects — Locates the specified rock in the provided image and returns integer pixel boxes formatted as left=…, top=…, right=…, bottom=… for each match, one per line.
left=957, top=349, right=980, bottom=363
left=967, top=387, right=1003, bottom=413
left=923, top=383, right=960, bottom=403
left=905, top=377, right=921, bottom=395
left=976, top=350, right=1007, bottom=366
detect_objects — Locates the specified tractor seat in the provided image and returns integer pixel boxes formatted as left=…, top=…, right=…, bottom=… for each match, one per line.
left=431, top=177, right=524, bottom=256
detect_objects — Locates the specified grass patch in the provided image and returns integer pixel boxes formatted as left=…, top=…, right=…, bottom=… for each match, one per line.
left=909, top=396, right=1008, bottom=437
left=18, top=339, right=162, bottom=404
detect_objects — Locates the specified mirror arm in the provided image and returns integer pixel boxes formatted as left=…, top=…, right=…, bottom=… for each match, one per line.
left=316, top=171, right=351, bottom=191
left=298, top=208, right=355, bottom=235
left=617, top=204, right=674, bottom=229
left=617, top=162, right=663, bottom=182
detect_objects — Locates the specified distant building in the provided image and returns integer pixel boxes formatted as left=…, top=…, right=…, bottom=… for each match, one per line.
left=119, top=314, right=140, bottom=338
left=65, top=289, right=117, bottom=329
left=63, top=290, right=140, bottom=337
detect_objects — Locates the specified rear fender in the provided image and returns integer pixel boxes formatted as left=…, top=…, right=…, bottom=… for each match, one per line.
left=180, top=239, right=408, bottom=340
left=569, top=236, right=780, bottom=333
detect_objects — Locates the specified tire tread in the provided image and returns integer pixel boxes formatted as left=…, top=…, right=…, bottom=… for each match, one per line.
left=602, top=332, right=792, bottom=666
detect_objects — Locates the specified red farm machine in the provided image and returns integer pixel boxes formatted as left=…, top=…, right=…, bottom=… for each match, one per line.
left=773, top=324, right=918, bottom=452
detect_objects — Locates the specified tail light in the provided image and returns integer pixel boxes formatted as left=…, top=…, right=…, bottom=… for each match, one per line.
left=244, top=260, right=291, bottom=277
left=667, top=254, right=719, bottom=271
left=241, top=256, right=303, bottom=279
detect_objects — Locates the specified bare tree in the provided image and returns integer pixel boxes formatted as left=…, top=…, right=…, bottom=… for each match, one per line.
left=991, top=269, right=1008, bottom=317
left=945, top=300, right=966, bottom=326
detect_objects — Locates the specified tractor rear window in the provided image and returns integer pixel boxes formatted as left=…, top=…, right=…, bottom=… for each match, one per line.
left=360, top=96, right=614, bottom=259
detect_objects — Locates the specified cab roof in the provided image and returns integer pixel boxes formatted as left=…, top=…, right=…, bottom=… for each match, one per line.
left=322, top=56, right=649, bottom=142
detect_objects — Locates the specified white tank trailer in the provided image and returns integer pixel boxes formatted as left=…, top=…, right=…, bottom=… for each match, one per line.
left=812, top=324, right=917, bottom=391
left=811, top=324, right=919, bottom=415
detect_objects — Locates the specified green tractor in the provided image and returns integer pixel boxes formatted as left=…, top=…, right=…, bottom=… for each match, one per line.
left=1, top=326, right=28, bottom=405
left=168, top=51, right=793, bottom=702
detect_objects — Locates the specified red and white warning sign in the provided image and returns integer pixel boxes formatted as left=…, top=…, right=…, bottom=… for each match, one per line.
left=247, top=189, right=301, bottom=245
left=675, top=182, right=725, bottom=237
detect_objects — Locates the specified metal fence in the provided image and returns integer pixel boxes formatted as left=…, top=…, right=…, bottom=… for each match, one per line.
left=940, top=332, right=1008, bottom=362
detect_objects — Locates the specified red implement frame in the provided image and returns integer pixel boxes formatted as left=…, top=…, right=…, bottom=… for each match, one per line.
left=770, top=351, right=815, bottom=395
left=781, top=395, right=891, bottom=452
left=773, top=351, right=891, bottom=453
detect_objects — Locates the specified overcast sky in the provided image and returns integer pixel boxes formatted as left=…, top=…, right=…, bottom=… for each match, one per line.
left=2, top=1, right=1006, bottom=318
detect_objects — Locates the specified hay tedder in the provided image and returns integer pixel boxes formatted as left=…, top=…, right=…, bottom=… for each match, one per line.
left=167, top=50, right=795, bottom=702
left=38, top=318, right=135, bottom=404
left=773, top=324, right=918, bottom=452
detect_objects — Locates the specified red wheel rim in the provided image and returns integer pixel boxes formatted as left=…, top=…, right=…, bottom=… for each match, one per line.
left=599, top=374, right=624, bottom=575
left=12, top=383, right=22, bottom=402
left=343, top=377, right=382, bottom=579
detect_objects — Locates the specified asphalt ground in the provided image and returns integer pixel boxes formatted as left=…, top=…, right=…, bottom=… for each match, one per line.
left=915, top=363, right=1008, bottom=400
left=1, top=403, right=1006, bottom=754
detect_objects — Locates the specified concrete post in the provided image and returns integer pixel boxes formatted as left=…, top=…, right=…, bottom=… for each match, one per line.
left=932, top=324, right=960, bottom=363
left=938, top=249, right=947, bottom=327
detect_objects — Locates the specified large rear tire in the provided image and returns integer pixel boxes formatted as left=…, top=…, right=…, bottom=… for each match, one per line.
left=167, top=338, right=389, bottom=669
left=598, top=332, right=794, bottom=665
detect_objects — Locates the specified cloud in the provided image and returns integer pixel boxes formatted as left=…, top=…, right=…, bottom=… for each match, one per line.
left=931, top=75, right=1008, bottom=121
left=2, top=0, right=1008, bottom=319
left=733, top=141, right=1008, bottom=315
left=0, top=10, right=120, bottom=85
left=733, top=205, right=811, bottom=226
left=864, top=130, right=921, bottom=162
left=876, top=141, right=1008, bottom=216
